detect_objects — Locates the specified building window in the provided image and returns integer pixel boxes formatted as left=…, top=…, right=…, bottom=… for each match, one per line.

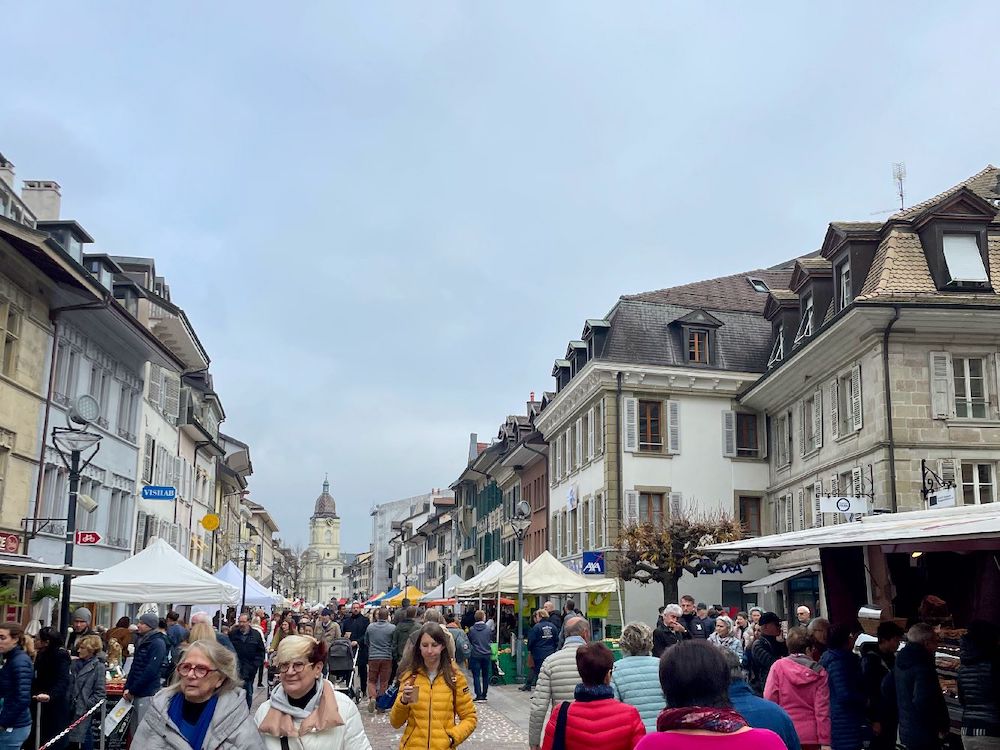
left=688, top=329, right=709, bottom=364
left=739, top=496, right=761, bottom=537
left=747, top=277, right=770, bottom=293
left=835, top=366, right=863, bottom=435
left=639, top=493, right=664, bottom=526
left=961, top=462, right=994, bottom=505
left=768, top=325, right=784, bottom=368
left=0, top=299, right=22, bottom=377
left=953, top=357, right=988, bottom=419
left=774, top=413, right=790, bottom=468
left=736, top=413, right=759, bottom=457
left=794, top=294, right=814, bottom=344
left=837, top=261, right=852, bottom=310
left=638, top=400, right=662, bottom=451
left=942, top=234, right=989, bottom=284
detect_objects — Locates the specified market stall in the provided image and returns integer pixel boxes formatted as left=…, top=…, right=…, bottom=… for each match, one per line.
left=384, top=585, right=424, bottom=607
left=419, top=574, right=465, bottom=602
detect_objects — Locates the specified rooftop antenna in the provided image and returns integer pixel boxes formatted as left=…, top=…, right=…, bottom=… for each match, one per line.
left=893, top=162, right=906, bottom=210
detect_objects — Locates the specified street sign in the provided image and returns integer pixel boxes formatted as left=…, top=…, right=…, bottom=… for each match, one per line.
left=75, top=531, right=101, bottom=545
left=927, top=487, right=956, bottom=508
left=0, top=532, right=19, bottom=553
left=141, top=485, right=176, bottom=500
left=820, top=495, right=871, bottom=515
left=200, top=513, right=220, bottom=531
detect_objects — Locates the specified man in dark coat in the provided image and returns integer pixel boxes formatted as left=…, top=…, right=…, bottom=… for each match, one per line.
left=390, top=606, right=418, bottom=683
left=748, top=612, right=788, bottom=694
left=229, top=612, right=266, bottom=709
left=524, top=609, right=558, bottom=691
left=32, top=627, right=71, bottom=750
left=894, top=622, right=950, bottom=750
left=123, top=613, right=168, bottom=728
left=66, top=607, right=97, bottom=657
left=860, top=621, right=904, bottom=749
left=543, top=601, right=562, bottom=632
left=653, top=604, right=692, bottom=657
left=342, top=601, right=371, bottom=690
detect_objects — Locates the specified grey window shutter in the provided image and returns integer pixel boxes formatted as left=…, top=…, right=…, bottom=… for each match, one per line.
left=666, top=400, right=681, bottom=454
left=669, top=492, right=683, bottom=518
left=555, top=434, right=563, bottom=478
left=939, top=458, right=957, bottom=486
left=813, top=481, right=824, bottom=528
left=623, top=490, right=640, bottom=525
left=830, top=379, right=840, bottom=440
left=599, top=398, right=606, bottom=454
left=575, top=418, right=583, bottom=469
left=851, top=467, right=864, bottom=498
left=929, top=352, right=954, bottom=419
left=143, top=435, right=154, bottom=483
left=785, top=494, right=794, bottom=532
left=588, top=495, right=596, bottom=549
left=587, top=408, right=595, bottom=460
left=851, top=365, right=863, bottom=431
left=623, top=398, right=638, bottom=452
left=163, top=373, right=181, bottom=423
left=797, top=488, right=806, bottom=531
left=799, top=400, right=807, bottom=456
left=813, top=388, right=823, bottom=449
left=722, top=411, right=737, bottom=457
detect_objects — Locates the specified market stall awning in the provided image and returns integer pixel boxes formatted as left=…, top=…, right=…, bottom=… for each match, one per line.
left=0, top=553, right=99, bottom=577
left=497, top=551, right=617, bottom=595
left=742, top=567, right=815, bottom=593
left=385, top=586, right=424, bottom=607
left=453, top=561, right=506, bottom=597
left=704, top=503, right=1000, bottom=555
left=213, top=561, right=282, bottom=607
left=420, top=574, right=464, bottom=602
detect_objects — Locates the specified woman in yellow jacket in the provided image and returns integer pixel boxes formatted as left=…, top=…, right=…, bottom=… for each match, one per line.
left=390, top=622, right=477, bottom=749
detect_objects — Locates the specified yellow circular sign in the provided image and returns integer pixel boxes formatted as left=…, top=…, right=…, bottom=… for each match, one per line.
left=200, top=513, right=220, bottom=531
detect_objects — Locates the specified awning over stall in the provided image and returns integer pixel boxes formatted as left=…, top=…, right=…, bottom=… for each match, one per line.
left=742, top=567, right=815, bottom=593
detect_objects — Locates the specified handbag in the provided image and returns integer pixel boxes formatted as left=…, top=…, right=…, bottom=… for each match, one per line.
left=551, top=701, right=571, bottom=750
left=376, top=681, right=399, bottom=711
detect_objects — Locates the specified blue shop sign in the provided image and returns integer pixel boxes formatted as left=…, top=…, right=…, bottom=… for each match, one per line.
left=141, top=485, right=176, bottom=500
left=582, top=551, right=605, bottom=575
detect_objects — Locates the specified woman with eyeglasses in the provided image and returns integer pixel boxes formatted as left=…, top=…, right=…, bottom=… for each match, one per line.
left=132, top=638, right=265, bottom=749
left=256, top=635, right=371, bottom=750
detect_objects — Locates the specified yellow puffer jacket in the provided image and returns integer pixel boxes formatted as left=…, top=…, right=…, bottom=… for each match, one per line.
left=389, top=665, right=477, bottom=749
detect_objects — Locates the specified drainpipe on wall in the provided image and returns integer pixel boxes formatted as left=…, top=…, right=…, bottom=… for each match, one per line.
left=882, top=305, right=901, bottom=513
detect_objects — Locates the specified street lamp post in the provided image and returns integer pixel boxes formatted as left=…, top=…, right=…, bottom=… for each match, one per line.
left=51, top=424, right=102, bottom=644
left=510, top=500, right=532, bottom=684
left=238, top=507, right=258, bottom=614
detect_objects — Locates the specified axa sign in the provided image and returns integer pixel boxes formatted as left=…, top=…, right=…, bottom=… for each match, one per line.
left=582, top=551, right=605, bottom=575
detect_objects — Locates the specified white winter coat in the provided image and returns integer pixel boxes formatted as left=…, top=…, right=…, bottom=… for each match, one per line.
left=254, top=688, right=372, bottom=750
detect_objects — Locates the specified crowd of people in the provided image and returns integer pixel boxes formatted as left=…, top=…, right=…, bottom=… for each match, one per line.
left=0, top=593, right=997, bottom=750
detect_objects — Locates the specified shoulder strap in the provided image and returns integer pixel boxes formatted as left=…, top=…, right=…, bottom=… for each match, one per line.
left=552, top=701, right=571, bottom=750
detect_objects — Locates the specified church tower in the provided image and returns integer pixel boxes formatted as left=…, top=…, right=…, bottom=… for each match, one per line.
left=302, top=476, right=343, bottom=604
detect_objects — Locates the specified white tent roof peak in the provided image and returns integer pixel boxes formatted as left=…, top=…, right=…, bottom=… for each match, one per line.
left=71, top=537, right=242, bottom=605
left=214, top=561, right=282, bottom=607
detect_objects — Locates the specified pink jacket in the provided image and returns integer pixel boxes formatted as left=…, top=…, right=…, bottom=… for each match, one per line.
left=763, top=654, right=831, bottom=746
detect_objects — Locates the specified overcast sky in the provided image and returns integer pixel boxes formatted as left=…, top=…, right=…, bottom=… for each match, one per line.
left=4, top=3, right=999, bottom=550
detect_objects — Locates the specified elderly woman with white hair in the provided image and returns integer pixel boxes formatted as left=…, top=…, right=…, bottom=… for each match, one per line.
left=708, top=614, right=745, bottom=661
left=611, top=621, right=666, bottom=733
left=133, top=638, right=265, bottom=749
left=255, top=635, right=371, bottom=750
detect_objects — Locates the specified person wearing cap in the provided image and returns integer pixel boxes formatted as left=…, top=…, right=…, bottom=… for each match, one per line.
left=124, top=612, right=169, bottom=727
left=67, top=607, right=96, bottom=657
left=748, top=612, right=788, bottom=694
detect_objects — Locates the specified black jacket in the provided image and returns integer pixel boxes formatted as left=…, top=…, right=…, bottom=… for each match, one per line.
left=527, top=621, right=559, bottom=664
left=821, top=647, right=868, bottom=750
left=229, top=626, right=266, bottom=680
left=125, top=630, right=168, bottom=698
left=860, top=641, right=898, bottom=749
left=32, top=646, right=72, bottom=749
left=894, top=641, right=950, bottom=750
left=0, top=645, right=33, bottom=729
left=957, top=634, right=1000, bottom=735
left=748, top=634, right=787, bottom=694
left=342, top=614, right=370, bottom=649
left=652, top=622, right=691, bottom=658
left=547, top=611, right=563, bottom=632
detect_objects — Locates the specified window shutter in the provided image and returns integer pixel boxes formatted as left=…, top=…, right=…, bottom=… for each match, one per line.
left=168, top=522, right=180, bottom=550
left=623, top=398, right=638, bottom=452
left=813, top=481, right=824, bottom=528
left=601, top=494, right=608, bottom=546
left=772, top=497, right=780, bottom=534
left=148, top=363, right=162, bottom=405
left=666, top=400, right=681, bottom=454
left=797, top=488, right=805, bottom=531
left=851, top=466, right=864, bottom=498
left=785, top=494, right=794, bottom=532
left=587, top=408, right=595, bottom=460
left=813, top=388, right=823, bottom=449
left=143, top=435, right=154, bottom=483
left=799, top=400, right=807, bottom=456
left=929, top=352, right=954, bottom=419
left=669, top=492, right=683, bottom=518
left=134, top=510, right=147, bottom=553
left=829, top=475, right=841, bottom=525
left=623, top=490, right=639, bottom=525
left=575, top=418, right=583, bottom=469
left=588, top=495, right=596, bottom=549
left=163, top=373, right=181, bottom=420
left=851, top=365, right=863, bottom=431
left=553, top=513, right=561, bottom=555
left=577, top=502, right=584, bottom=552
left=563, top=434, right=570, bottom=477
left=939, top=458, right=957, bottom=486
left=722, top=411, right=737, bottom=457
left=598, top=398, right=605, bottom=454
left=830, top=379, right=840, bottom=440
left=549, top=446, right=556, bottom=486
left=555, top=435, right=563, bottom=479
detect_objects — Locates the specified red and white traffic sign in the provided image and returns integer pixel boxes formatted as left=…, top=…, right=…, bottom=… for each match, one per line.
left=75, top=531, right=102, bottom=545
left=0, top=532, right=19, bottom=553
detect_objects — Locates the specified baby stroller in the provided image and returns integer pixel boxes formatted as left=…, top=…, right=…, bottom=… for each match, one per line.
left=327, top=637, right=360, bottom=702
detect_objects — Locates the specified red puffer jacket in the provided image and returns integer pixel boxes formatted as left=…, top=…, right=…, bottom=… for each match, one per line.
left=541, top=696, right=646, bottom=750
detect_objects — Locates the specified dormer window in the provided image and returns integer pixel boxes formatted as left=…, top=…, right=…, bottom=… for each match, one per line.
left=793, top=295, right=814, bottom=344
left=767, top=324, right=784, bottom=368
left=747, top=277, right=770, bottom=293
left=837, top=261, right=852, bottom=310
left=688, top=329, right=709, bottom=364
left=943, top=234, right=989, bottom=283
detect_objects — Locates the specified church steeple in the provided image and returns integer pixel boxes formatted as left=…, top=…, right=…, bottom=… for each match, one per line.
left=313, top=474, right=337, bottom=518
left=323, top=474, right=329, bottom=494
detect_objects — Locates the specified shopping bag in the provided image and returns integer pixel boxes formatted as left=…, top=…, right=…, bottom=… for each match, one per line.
left=103, top=697, right=132, bottom=736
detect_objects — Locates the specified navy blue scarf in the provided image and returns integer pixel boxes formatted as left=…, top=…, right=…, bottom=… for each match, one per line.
left=168, top=693, right=219, bottom=750
left=573, top=683, right=614, bottom=702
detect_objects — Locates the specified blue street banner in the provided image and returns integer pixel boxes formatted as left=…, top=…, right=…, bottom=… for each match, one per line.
left=582, top=550, right=605, bottom=575
left=141, top=485, right=176, bottom=500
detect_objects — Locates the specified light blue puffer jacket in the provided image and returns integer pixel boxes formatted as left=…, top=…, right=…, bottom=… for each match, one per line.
left=610, top=654, right=665, bottom=733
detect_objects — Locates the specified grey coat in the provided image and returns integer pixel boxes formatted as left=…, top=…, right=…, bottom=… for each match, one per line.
left=133, top=686, right=266, bottom=750
left=528, top=639, right=585, bottom=746
left=68, top=656, right=107, bottom=743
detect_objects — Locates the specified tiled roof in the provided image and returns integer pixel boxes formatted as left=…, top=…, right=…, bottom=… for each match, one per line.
left=768, top=289, right=798, bottom=302
left=830, top=221, right=883, bottom=232
left=796, top=257, right=830, bottom=270
left=601, top=299, right=773, bottom=373
left=890, top=165, right=1000, bottom=221
left=623, top=268, right=793, bottom=314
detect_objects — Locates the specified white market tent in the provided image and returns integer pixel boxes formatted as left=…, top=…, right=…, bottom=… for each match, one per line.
left=496, top=551, right=617, bottom=595
left=71, top=538, right=241, bottom=605
left=420, top=574, right=465, bottom=602
left=213, top=561, right=282, bottom=607
left=453, top=560, right=506, bottom=598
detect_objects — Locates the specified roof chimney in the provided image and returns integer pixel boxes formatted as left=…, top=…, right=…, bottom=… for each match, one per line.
left=0, top=154, right=14, bottom=188
left=21, top=180, right=61, bottom=221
